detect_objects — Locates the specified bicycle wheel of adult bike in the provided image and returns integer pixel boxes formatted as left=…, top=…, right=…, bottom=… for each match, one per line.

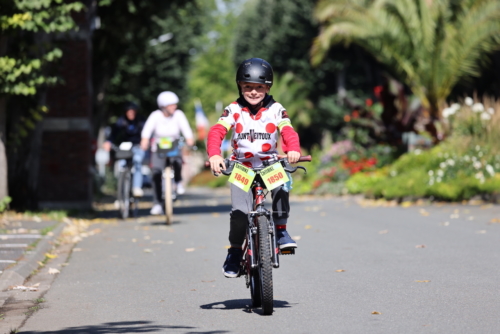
left=117, top=170, right=131, bottom=219
left=258, top=215, right=273, bottom=315
left=164, top=166, right=174, bottom=225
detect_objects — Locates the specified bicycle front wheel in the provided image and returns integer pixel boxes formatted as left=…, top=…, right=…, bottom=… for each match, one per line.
left=164, top=166, right=173, bottom=225
left=117, top=170, right=131, bottom=219
left=258, top=215, right=273, bottom=315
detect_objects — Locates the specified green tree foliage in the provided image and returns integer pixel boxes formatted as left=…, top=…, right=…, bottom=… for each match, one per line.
left=187, top=5, right=237, bottom=121
left=312, top=0, right=500, bottom=124
left=0, top=0, right=83, bottom=96
left=93, top=0, right=205, bottom=123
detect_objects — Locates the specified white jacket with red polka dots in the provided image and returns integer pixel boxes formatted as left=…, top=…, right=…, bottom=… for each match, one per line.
left=207, top=96, right=301, bottom=168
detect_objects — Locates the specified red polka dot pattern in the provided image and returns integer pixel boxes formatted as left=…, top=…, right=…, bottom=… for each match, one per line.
left=244, top=152, right=254, bottom=159
left=236, top=123, right=243, bottom=133
left=233, top=113, right=240, bottom=121
left=265, top=123, right=276, bottom=133
left=233, top=140, right=238, bottom=150
left=262, top=143, right=271, bottom=152
left=242, top=161, right=253, bottom=168
left=260, top=156, right=271, bottom=161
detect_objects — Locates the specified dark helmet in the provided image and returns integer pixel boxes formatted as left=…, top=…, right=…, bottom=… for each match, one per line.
left=236, top=58, right=274, bottom=87
left=123, top=101, right=139, bottom=113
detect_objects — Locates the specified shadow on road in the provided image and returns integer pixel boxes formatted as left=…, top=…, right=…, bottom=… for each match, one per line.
left=21, top=320, right=229, bottom=334
left=200, top=299, right=293, bottom=315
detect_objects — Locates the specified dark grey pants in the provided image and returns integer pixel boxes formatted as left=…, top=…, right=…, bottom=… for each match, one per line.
left=229, top=183, right=290, bottom=247
left=150, top=152, right=182, bottom=205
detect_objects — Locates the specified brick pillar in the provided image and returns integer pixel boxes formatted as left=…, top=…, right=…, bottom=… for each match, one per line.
left=38, top=5, right=94, bottom=209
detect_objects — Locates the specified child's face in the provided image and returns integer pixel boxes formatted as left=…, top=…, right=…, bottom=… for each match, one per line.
left=239, top=82, right=270, bottom=105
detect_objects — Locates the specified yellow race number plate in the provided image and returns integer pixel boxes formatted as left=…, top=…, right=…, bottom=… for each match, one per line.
left=260, top=162, right=289, bottom=190
left=228, top=163, right=256, bottom=192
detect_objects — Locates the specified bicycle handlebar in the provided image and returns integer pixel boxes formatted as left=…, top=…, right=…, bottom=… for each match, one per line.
left=205, top=155, right=311, bottom=176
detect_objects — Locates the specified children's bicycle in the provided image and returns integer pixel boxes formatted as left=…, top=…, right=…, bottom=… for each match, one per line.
left=211, top=155, right=311, bottom=315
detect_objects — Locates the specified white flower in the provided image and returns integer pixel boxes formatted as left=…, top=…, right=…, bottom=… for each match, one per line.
left=442, top=107, right=456, bottom=118
left=475, top=145, right=481, bottom=151
left=390, top=170, right=397, bottom=177
left=473, top=161, right=482, bottom=169
left=475, top=171, right=484, bottom=179
left=487, top=107, right=495, bottom=115
left=465, top=97, right=474, bottom=106
left=495, top=163, right=500, bottom=169
left=451, top=103, right=461, bottom=111
left=486, top=165, right=495, bottom=176
left=429, top=179, right=434, bottom=186
left=437, top=169, right=444, bottom=177
left=478, top=151, right=483, bottom=157
left=472, top=103, right=484, bottom=112
left=439, top=162, right=447, bottom=169
left=480, top=112, right=491, bottom=120
left=472, top=156, right=477, bottom=161
left=428, top=170, right=434, bottom=176
left=436, top=177, right=442, bottom=183
left=414, top=149, right=422, bottom=155
left=464, top=155, right=470, bottom=162
left=447, top=159, right=455, bottom=166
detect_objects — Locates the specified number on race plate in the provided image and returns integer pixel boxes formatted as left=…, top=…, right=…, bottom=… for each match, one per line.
left=235, top=173, right=249, bottom=186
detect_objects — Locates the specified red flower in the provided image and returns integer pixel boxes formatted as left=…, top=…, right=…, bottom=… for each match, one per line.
left=365, top=98, right=373, bottom=107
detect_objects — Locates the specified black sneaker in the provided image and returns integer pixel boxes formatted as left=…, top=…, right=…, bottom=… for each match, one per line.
left=222, top=247, right=242, bottom=278
left=277, top=229, right=297, bottom=249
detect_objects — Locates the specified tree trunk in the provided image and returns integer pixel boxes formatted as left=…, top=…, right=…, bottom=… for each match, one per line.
left=0, top=96, right=8, bottom=202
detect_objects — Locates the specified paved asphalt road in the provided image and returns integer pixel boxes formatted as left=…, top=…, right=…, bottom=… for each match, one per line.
left=19, top=188, right=500, bottom=334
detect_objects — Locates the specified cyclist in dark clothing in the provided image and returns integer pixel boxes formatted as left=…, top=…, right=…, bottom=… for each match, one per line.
left=103, top=102, right=146, bottom=197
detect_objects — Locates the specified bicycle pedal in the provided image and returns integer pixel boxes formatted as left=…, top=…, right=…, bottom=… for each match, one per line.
left=279, top=248, right=295, bottom=255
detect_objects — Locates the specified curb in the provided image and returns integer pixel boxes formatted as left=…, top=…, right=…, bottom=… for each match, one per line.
left=0, top=222, right=66, bottom=293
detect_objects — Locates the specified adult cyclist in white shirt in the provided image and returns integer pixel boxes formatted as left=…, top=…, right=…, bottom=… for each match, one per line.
left=140, top=91, right=195, bottom=215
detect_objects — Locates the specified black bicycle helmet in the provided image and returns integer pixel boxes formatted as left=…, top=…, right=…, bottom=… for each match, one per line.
left=236, top=58, right=274, bottom=87
left=123, top=101, right=139, bottom=113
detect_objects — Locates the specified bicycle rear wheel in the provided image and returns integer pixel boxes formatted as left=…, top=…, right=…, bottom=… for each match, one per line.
left=258, top=215, right=273, bottom=315
left=164, top=166, right=173, bottom=225
left=117, top=170, right=131, bottom=219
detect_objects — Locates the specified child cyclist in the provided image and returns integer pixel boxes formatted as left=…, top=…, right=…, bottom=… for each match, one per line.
left=207, top=58, right=302, bottom=278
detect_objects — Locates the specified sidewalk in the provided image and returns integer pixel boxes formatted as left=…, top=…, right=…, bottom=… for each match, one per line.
left=0, top=218, right=63, bottom=297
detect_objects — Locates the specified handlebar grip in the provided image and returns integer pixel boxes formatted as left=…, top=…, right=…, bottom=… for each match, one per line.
left=298, top=155, right=312, bottom=162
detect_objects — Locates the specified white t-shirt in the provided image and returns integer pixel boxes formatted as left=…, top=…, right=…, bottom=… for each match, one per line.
left=141, top=109, right=193, bottom=151
left=216, top=101, right=293, bottom=168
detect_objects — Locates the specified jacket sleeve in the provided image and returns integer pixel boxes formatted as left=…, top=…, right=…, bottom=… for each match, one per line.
left=177, top=111, right=194, bottom=140
left=141, top=112, right=156, bottom=139
left=276, top=107, right=301, bottom=153
left=207, top=124, right=227, bottom=157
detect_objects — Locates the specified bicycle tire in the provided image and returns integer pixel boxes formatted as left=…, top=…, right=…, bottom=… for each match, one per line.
left=258, top=215, right=273, bottom=315
left=164, top=166, right=173, bottom=225
left=118, top=170, right=131, bottom=219
left=249, top=234, right=262, bottom=307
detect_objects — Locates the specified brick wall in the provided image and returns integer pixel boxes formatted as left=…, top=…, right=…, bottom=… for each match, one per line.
left=38, top=3, right=94, bottom=209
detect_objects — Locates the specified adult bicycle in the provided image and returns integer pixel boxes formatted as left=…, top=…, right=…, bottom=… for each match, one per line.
left=112, top=142, right=139, bottom=219
left=209, top=155, right=311, bottom=315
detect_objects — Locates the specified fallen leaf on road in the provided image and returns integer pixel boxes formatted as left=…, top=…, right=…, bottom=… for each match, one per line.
left=144, top=236, right=151, bottom=240
left=143, top=249, right=153, bottom=253
left=450, top=210, right=460, bottom=219
left=10, top=283, right=39, bottom=291
left=476, top=230, right=487, bottom=234
left=185, top=248, right=196, bottom=252
left=151, top=240, right=162, bottom=244
left=211, top=213, right=220, bottom=217
left=467, top=216, right=474, bottom=220
left=73, top=248, right=82, bottom=252
left=415, top=245, right=426, bottom=248
left=440, top=221, right=450, bottom=226
left=335, top=269, right=345, bottom=272
left=415, top=280, right=430, bottom=283
left=489, top=218, right=500, bottom=224
left=304, top=225, right=312, bottom=229
left=292, top=236, right=301, bottom=241
left=371, top=311, right=382, bottom=315
left=44, top=253, right=58, bottom=259
left=419, top=209, right=430, bottom=216
left=132, top=238, right=137, bottom=243
left=401, top=201, right=412, bottom=208
left=48, top=268, right=60, bottom=275
left=190, top=289, right=196, bottom=291
left=378, top=230, right=388, bottom=234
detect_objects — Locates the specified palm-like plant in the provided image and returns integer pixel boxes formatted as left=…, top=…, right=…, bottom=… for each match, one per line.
left=312, top=0, right=500, bottom=126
